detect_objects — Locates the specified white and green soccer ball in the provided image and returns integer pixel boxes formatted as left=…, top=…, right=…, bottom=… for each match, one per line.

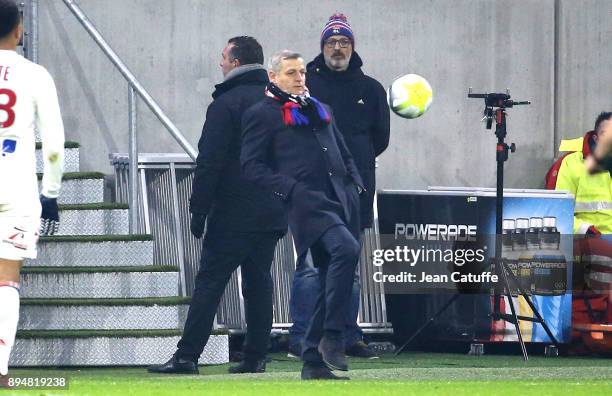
left=387, top=74, right=433, bottom=119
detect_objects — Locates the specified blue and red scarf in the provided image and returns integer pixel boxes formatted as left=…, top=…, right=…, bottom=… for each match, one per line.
left=265, top=83, right=330, bottom=127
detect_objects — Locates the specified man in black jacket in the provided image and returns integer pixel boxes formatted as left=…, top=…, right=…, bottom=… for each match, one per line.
left=148, top=36, right=286, bottom=375
left=289, top=13, right=390, bottom=359
left=241, top=50, right=364, bottom=380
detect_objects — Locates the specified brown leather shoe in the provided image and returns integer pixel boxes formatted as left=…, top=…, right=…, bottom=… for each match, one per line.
left=345, top=341, right=379, bottom=359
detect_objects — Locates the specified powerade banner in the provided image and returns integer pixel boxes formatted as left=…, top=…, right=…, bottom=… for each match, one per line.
left=377, top=190, right=574, bottom=343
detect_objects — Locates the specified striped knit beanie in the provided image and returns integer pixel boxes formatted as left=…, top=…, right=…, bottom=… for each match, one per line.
left=320, top=13, right=354, bottom=50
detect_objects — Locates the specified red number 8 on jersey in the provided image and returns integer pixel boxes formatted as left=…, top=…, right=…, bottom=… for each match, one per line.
left=0, top=88, right=17, bottom=128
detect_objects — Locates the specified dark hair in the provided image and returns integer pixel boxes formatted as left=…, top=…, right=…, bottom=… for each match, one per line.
left=227, top=36, right=264, bottom=66
left=0, top=0, right=20, bottom=40
left=595, top=112, right=612, bottom=133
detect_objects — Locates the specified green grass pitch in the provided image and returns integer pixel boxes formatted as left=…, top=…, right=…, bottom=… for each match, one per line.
left=7, top=352, right=612, bottom=395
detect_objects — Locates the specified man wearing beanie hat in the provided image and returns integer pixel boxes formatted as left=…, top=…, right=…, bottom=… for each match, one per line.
left=319, top=13, right=355, bottom=51
left=288, top=13, right=390, bottom=359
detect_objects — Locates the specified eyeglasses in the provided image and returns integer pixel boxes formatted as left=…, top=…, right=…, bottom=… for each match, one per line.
left=324, top=38, right=351, bottom=48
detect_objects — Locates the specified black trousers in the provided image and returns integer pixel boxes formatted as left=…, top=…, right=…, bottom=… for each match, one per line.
left=301, top=224, right=361, bottom=363
left=176, top=229, right=282, bottom=362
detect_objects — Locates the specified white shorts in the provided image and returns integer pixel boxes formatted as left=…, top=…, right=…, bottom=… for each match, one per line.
left=0, top=202, right=41, bottom=261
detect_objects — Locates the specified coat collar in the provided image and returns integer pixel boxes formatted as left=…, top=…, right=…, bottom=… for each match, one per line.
left=212, top=67, right=268, bottom=99
left=306, top=52, right=364, bottom=81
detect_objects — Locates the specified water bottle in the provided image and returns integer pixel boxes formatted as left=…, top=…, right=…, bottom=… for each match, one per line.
left=535, top=216, right=566, bottom=295
left=510, top=218, right=529, bottom=296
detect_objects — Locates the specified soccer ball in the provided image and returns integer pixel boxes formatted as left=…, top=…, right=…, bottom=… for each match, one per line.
left=387, top=74, right=433, bottom=119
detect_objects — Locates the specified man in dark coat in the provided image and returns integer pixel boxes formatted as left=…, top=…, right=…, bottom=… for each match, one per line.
left=241, top=50, right=364, bottom=380
left=289, top=13, right=390, bottom=359
left=148, top=36, right=286, bottom=375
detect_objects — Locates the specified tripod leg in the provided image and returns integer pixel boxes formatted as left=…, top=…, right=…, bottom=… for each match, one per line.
left=499, top=262, right=529, bottom=361
left=394, top=293, right=460, bottom=356
left=503, top=266, right=561, bottom=347
left=521, top=295, right=561, bottom=347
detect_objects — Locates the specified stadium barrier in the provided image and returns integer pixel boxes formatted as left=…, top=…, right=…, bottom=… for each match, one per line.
left=110, top=153, right=391, bottom=333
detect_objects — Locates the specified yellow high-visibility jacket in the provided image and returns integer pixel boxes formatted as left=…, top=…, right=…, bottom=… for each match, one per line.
left=555, top=132, right=612, bottom=234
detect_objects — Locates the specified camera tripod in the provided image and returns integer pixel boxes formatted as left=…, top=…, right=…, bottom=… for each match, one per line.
left=395, top=90, right=560, bottom=361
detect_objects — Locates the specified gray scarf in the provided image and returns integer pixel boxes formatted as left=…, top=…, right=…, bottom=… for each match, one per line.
left=224, top=63, right=265, bottom=82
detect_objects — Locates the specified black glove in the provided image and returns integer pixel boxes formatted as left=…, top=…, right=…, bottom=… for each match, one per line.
left=190, top=213, right=207, bottom=238
left=40, top=195, right=60, bottom=236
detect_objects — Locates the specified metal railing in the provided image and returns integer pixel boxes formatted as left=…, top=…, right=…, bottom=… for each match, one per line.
left=54, top=0, right=197, bottom=233
left=111, top=153, right=391, bottom=332
left=19, top=0, right=38, bottom=62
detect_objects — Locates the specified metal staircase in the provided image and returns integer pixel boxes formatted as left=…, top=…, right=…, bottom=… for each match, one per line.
left=10, top=143, right=229, bottom=366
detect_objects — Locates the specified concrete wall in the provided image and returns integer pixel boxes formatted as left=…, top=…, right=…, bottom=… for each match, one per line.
left=35, top=0, right=612, bottom=190
left=556, top=0, right=612, bottom=144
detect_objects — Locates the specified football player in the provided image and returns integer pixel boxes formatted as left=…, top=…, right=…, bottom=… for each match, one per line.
left=0, top=0, right=64, bottom=383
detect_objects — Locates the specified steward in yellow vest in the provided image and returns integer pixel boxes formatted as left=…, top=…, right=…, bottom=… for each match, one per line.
left=554, top=115, right=612, bottom=235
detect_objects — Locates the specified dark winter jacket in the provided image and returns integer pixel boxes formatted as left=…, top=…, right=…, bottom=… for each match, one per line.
left=240, top=97, right=363, bottom=255
left=190, top=68, right=287, bottom=233
left=306, top=52, right=390, bottom=228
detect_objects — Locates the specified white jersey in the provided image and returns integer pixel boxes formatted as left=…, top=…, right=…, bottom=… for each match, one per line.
left=0, top=50, right=64, bottom=206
